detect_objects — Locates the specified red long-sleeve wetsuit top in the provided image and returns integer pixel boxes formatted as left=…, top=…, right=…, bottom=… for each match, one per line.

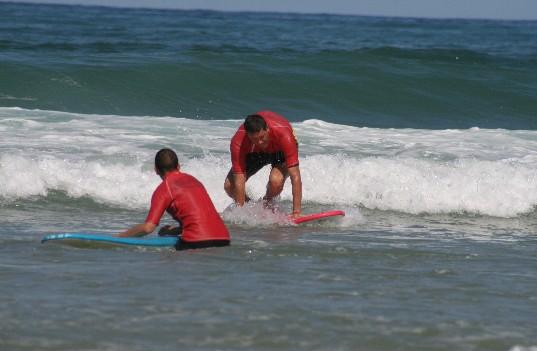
left=145, top=170, right=229, bottom=243
left=230, top=110, right=299, bottom=174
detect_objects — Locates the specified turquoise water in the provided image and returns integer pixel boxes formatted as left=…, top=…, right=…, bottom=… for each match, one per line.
left=1, top=2, right=537, bottom=351
left=1, top=2, right=537, bottom=128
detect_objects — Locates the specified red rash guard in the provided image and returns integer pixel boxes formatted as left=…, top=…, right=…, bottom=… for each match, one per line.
left=230, top=110, right=299, bottom=174
left=145, top=171, right=229, bottom=242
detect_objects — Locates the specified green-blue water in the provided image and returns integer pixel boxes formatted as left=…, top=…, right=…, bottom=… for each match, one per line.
left=1, top=2, right=537, bottom=128
left=1, top=2, right=536, bottom=351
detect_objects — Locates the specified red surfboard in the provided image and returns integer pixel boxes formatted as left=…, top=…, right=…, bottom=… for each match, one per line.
left=292, top=210, right=345, bottom=224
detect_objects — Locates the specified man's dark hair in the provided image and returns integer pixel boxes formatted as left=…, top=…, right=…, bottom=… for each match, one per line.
left=244, top=114, right=267, bottom=133
left=155, top=148, right=179, bottom=175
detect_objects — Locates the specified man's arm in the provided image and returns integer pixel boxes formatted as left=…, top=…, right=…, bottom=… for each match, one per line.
left=288, top=165, right=302, bottom=217
left=233, top=172, right=247, bottom=206
left=116, top=222, right=156, bottom=237
left=117, top=184, right=168, bottom=237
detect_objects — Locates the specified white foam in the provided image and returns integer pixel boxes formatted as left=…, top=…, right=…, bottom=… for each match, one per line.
left=3, top=151, right=535, bottom=218
left=2, top=108, right=537, bottom=217
left=221, top=202, right=291, bottom=226
left=509, top=346, right=537, bottom=351
left=333, top=207, right=365, bottom=227
left=293, top=155, right=537, bottom=217
left=0, top=153, right=157, bottom=208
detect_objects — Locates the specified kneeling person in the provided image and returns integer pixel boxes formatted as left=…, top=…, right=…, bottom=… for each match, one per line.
left=224, top=110, right=302, bottom=218
left=117, top=148, right=230, bottom=250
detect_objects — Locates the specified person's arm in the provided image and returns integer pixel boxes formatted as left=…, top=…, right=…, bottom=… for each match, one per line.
left=279, top=125, right=301, bottom=217
left=116, top=222, right=156, bottom=237
left=116, top=184, right=168, bottom=237
left=233, top=172, right=247, bottom=206
left=229, top=133, right=249, bottom=206
left=288, top=165, right=302, bottom=217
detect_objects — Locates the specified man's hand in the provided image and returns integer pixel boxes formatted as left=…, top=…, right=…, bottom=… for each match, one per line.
left=115, top=222, right=156, bottom=237
left=288, top=211, right=301, bottom=220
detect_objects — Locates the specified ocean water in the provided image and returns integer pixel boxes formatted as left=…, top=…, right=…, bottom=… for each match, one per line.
left=1, top=2, right=537, bottom=351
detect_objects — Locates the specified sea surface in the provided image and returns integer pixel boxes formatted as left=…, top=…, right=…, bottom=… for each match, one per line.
left=1, top=2, right=537, bottom=351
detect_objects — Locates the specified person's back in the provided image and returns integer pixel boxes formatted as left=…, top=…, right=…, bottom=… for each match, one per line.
left=162, top=171, right=229, bottom=243
left=117, top=148, right=230, bottom=251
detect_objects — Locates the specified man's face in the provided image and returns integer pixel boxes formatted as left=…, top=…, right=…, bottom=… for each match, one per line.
left=247, top=129, right=270, bottom=149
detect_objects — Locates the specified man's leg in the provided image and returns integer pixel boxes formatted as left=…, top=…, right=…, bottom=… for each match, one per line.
left=224, top=169, right=235, bottom=199
left=264, top=164, right=289, bottom=202
left=224, top=169, right=251, bottom=202
left=226, top=153, right=274, bottom=203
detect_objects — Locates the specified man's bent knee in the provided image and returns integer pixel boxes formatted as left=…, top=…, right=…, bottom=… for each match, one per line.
left=266, top=175, right=285, bottom=197
left=224, top=172, right=234, bottom=197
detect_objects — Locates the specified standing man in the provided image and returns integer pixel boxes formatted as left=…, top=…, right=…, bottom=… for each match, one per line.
left=117, top=148, right=230, bottom=250
left=224, top=110, right=302, bottom=218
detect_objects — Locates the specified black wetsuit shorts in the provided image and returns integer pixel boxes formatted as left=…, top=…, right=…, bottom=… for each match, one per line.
left=245, top=151, right=285, bottom=178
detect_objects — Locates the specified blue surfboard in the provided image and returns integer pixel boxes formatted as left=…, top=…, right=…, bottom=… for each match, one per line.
left=41, top=233, right=178, bottom=247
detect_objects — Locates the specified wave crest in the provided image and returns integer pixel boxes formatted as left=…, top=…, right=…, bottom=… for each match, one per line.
left=2, top=152, right=536, bottom=218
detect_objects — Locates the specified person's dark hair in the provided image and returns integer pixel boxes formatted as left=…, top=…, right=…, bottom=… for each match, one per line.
left=244, top=114, right=267, bottom=133
left=155, top=148, right=179, bottom=175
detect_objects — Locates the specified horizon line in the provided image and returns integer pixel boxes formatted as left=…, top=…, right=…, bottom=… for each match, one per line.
left=2, top=0, right=537, bottom=22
